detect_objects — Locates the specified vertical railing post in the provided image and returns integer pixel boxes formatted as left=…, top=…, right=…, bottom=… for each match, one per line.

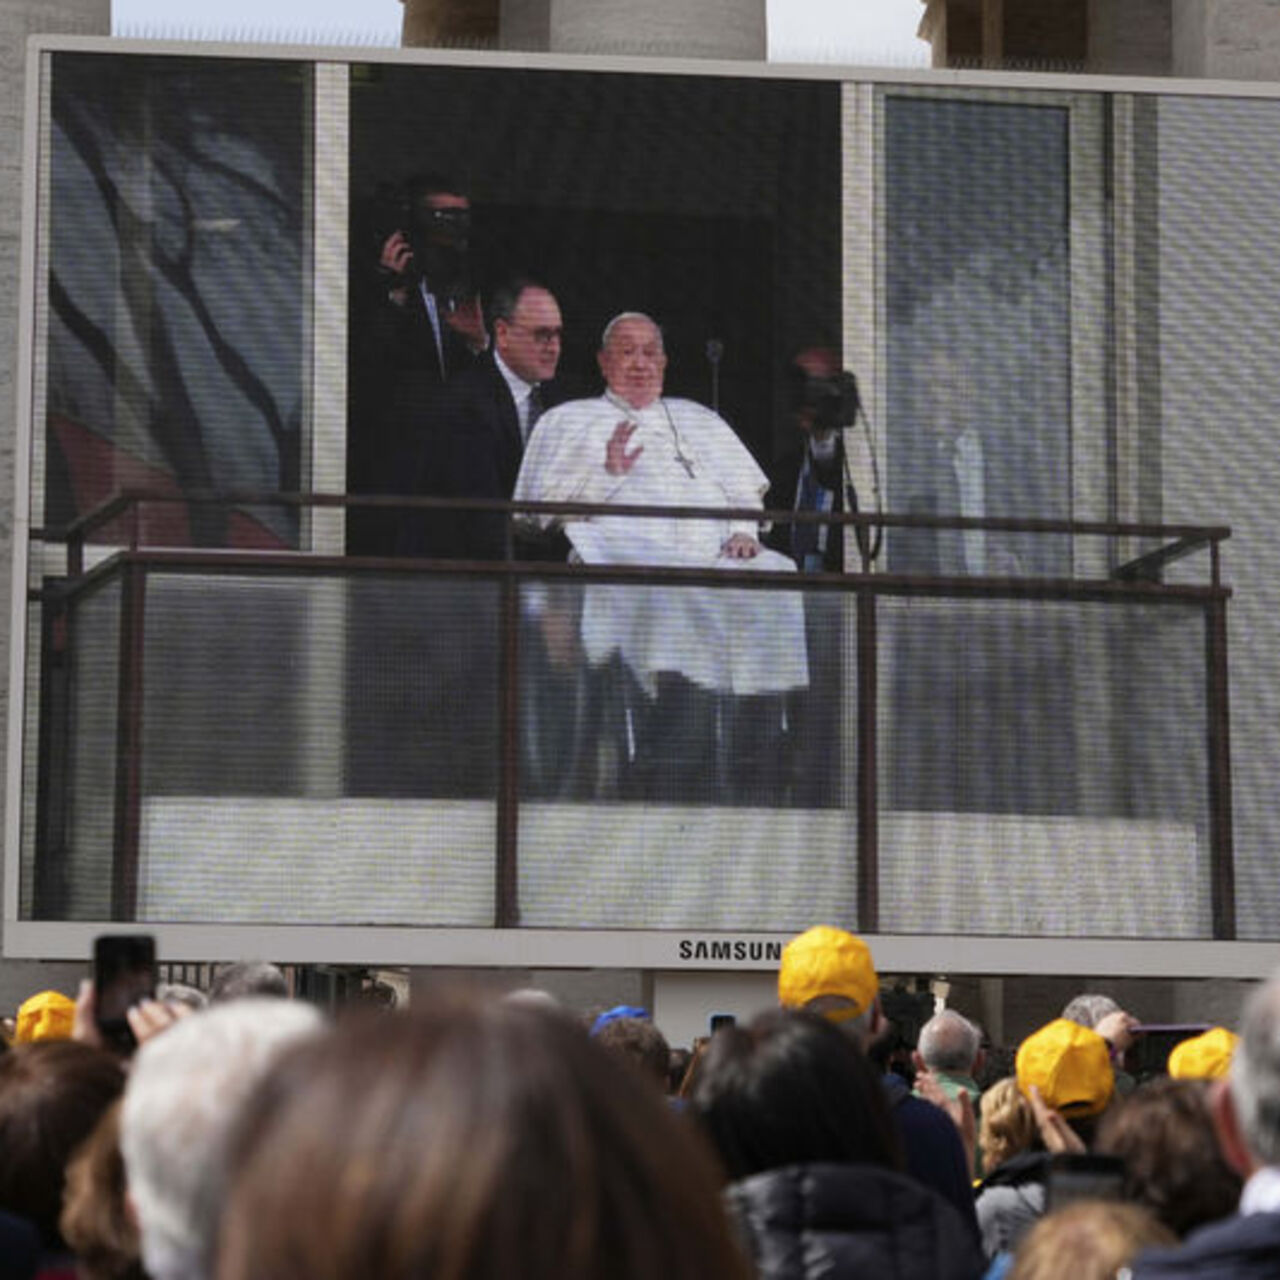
left=111, top=560, right=146, bottom=921
left=495, top=567, right=521, bottom=927
left=1205, top=588, right=1235, bottom=940
left=856, top=584, right=879, bottom=933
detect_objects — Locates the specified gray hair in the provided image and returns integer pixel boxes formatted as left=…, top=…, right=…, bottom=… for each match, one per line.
left=120, top=999, right=324, bottom=1280
left=600, top=311, right=663, bottom=353
left=503, top=987, right=561, bottom=1010
left=1061, top=993, right=1121, bottom=1030
left=917, top=1009, right=982, bottom=1073
left=1231, top=974, right=1280, bottom=1166
left=209, top=961, right=289, bottom=1003
left=155, top=981, right=208, bottom=1012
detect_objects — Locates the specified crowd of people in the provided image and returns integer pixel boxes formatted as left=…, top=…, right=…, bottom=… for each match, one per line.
left=0, top=936, right=1274, bottom=1280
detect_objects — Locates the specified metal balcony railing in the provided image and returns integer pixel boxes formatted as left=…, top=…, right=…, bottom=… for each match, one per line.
left=26, top=491, right=1232, bottom=940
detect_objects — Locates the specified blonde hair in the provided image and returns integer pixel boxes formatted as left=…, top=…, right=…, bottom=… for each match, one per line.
left=1008, top=1200, right=1175, bottom=1280
left=979, top=1075, right=1036, bottom=1173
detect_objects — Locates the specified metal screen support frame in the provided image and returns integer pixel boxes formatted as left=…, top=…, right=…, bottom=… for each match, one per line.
left=111, top=560, right=145, bottom=921
left=496, top=572, right=521, bottom=927
left=1206, top=585, right=1235, bottom=939
left=856, top=585, right=878, bottom=933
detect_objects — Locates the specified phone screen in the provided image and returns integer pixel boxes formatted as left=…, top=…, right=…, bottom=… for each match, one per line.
left=94, top=934, right=156, bottom=1051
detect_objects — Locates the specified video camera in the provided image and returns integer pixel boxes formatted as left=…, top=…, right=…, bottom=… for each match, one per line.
left=790, top=368, right=861, bottom=435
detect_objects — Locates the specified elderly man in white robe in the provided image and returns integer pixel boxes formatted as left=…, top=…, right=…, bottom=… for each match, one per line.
left=514, top=312, right=808, bottom=799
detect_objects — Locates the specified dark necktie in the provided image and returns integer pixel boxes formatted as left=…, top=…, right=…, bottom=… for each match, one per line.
left=526, top=385, right=544, bottom=440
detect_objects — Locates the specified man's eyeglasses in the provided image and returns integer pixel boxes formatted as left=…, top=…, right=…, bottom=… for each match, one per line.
left=506, top=323, right=563, bottom=346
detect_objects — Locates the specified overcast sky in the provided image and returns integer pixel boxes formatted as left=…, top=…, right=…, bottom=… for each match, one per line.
left=110, top=0, right=929, bottom=64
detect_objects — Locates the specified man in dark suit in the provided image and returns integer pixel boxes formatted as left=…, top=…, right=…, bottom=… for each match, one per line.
left=402, top=274, right=563, bottom=559
left=347, top=172, right=487, bottom=554
left=346, top=276, right=562, bottom=799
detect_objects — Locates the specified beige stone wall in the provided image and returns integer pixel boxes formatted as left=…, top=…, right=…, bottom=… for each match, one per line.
left=921, top=0, right=1280, bottom=77
left=545, top=0, right=763, bottom=59
left=1088, top=0, right=1173, bottom=75
left=401, top=0, right=498, bottom=47
left=1193, top=0, right=1280, bottom=79
left=405, top=0, right=765, bottom=58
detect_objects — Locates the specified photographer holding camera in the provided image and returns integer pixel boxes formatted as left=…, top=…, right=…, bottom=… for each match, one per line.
left=766, top=346, right=861, bottom=574
left=373, top=173, right=487, bottom=368
left=348, top=172, right=488, bottom=555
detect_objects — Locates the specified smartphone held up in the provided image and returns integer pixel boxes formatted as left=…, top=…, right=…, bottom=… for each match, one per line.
left=93, top=933, right=157, bottom=1054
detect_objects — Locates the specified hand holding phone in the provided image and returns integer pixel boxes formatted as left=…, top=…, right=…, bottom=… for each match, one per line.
left=93, top=934, right=156, bottom=1054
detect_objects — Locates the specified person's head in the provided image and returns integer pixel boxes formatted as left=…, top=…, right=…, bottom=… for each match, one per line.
left=1217, top=972, right=1280, bottom=1176
left=915, top=1009, right=983, bottom=1077
left=208, top=961, right=288, bottom=1003
left=0, top=1041, right=126, bottom=1249
left=502, top=987, right=561, bottom=1012
left=14, top=989, right=76, bottom=1043
left=490, top=277, right=562, bottom=386
left=978, top=1076, right=1037, bottom=1173
left=217, top=995, right=751, bottom=1280
left=1094, top=1077, right=1242, bottom=1238
left=1167, top=1026, right=1239, bottom=1081
left=1016, top=1018, right=1115, bottom=1123
left=156, top=981, right=208, bottom=1013
left=776, top=925, right=881, bottom=1043
left=1060, top=993, right=1122, bottom=1030
left=61, top=1099, right=145, bottom=1280
left=403, top=171, right=471, bottom=264
left=1007, top=1200, right=1176, bottom=1280
left=121, top=999, right=324, bottom=1280
left=592, top=1016, right=671, bottom=1093
left=598, top=312, right=667, bottom=410
left=689, top=1007, right=901, bottom=1181
left=787, top=347, right=855, bottom=437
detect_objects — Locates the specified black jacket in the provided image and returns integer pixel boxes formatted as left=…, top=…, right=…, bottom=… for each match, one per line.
left=396, top=353, right=567, bottom=562
left=1132, top=1210, right=1280, bottom=1279
left=347, top=284, right=478, bottom=555
left=764, top=437, right=848, bottom=572
left=726, top=1162, right=985, bottom=1280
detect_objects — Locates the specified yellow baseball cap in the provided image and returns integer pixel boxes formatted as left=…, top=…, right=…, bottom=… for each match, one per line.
left=15, top=990, right=76, bottom=1044
left=778, top=926, right=879, bottom=1019
left=1168, top=1026, right=1239, bottom=1080
left=1017, top=1018, right=1114, bottom=1117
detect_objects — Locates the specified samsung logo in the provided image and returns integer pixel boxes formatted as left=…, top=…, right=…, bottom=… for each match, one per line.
left=677, top=939, right=783, bottom=962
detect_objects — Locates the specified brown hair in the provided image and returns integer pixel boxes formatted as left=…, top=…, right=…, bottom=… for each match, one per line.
left=979, top=1076, right=1037, bottom=1173
left=1094, top=1077, right=1243, bottom=1238
left=1008, top=1200, right=1175, bottom=1280
left=217, top=995, right=750, bottom=1280
left=61, top=1099, right=146, bottom=1280
left=0, top=1041, right=125, bottom=1248
left=593, top=1017, right=671, bottom=1091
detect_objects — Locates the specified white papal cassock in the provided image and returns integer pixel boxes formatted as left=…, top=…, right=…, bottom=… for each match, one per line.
left=513, top=392, right=809, bottom=696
